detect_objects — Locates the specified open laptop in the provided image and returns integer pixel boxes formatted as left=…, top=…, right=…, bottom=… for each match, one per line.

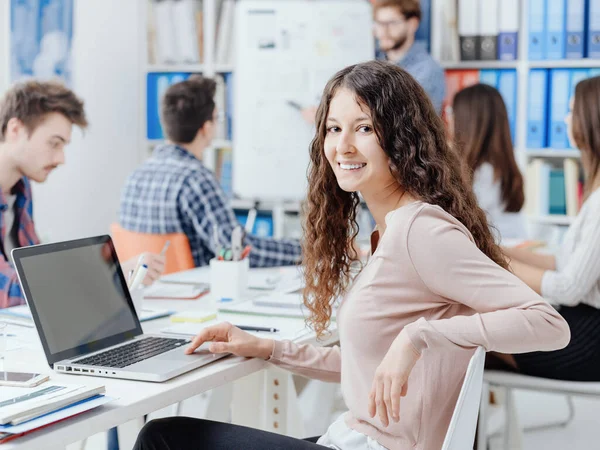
left=11, top=235, right=226, bottom=382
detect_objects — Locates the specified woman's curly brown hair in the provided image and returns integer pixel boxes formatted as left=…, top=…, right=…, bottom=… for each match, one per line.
left=302, top=60, right=508, bottom=337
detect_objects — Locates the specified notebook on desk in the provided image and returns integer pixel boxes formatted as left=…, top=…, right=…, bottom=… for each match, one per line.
left=11, top=235, right=227, bottom=383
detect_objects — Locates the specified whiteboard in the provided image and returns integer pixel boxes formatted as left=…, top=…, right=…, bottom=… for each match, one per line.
left=232, top=0, right=375, bottom=201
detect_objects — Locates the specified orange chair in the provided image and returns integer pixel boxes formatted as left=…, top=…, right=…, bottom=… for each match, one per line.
left=110, top=224, right=195, bottom=275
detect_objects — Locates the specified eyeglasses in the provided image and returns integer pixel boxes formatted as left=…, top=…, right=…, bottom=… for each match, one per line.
left=373, top=19, right=406, bottom=30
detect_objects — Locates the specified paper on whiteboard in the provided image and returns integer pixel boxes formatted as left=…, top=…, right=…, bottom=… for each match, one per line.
left=233, top=0, right=374, bottom=200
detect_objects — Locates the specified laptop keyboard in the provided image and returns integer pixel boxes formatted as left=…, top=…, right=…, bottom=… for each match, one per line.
left=72, top=337, right=189, bottom=369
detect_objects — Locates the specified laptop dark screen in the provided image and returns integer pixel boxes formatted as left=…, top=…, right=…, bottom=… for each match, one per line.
left=12, top=235, right=143, bottom=365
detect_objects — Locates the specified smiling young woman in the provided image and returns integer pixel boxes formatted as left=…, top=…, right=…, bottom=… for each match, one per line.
left=132, top=61, right=569, bottom=450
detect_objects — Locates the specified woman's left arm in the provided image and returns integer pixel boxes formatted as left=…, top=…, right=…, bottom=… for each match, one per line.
left=403, top=214, right=571, bottom=355
left=368, top=210, right=570, bottom=427
left=531, top=217, right=600, bottom=307
left=508, top=259, right=544, bottom=295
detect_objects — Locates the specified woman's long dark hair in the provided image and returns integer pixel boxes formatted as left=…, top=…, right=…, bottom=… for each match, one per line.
left=302, top=61, right=508, bottom=337
left=452, top=83, right=525, bottom=212
left=572, top=76, right=600, bottom=199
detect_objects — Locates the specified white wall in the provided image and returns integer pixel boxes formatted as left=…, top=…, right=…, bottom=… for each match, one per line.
left=0, top=0, right=9, bottom=94
left=31, top=0, right=143, bottom=242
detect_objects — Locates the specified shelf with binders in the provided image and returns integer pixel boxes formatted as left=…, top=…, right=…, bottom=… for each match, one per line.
left=443, top=67, right=518, bottom=143
left=525, top=157, right=583, bottom=225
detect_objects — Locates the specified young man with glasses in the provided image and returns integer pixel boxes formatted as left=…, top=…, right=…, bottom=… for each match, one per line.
left=372, top=0, right=444, bottom=114
left=301, top=0, right=444, bottom=123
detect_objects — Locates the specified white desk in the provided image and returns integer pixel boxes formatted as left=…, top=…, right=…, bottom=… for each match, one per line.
left=2, top=266, right=339, bottom=450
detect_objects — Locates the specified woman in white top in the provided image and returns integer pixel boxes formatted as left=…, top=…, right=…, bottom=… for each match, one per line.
left=500, top=75, right=600, bottom=380
left=450, top=83, right=527, bottom=240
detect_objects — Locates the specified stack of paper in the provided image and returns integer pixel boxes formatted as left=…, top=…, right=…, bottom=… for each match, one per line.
left=143, top=282, right=209, bottom=300
left=161, top=317, right=314, bottom=342
left=0, top=383, right=111, bottom=443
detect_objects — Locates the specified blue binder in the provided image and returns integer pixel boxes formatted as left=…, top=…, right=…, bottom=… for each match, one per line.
left=498, top=70, right=518, bottom=143
left=548, top=69, right=571, bottom=148
left=569, top=69, right=589, bottom=97
left=566, top=0, right=587, bottom=58
left=498, top=0, right=519, bottom=60
left=527, top=69, right=549, bottom=149
left=529, top=0, right=547, bottom=59
left=588, top=0, right=600, bottom=57
left=546, top=0, right=567, bottom=59
left=549, top=169, right=567, bottom=215
left=224, top=72, right=234, bottom=141
left=479, top=69, right=499, bottom=88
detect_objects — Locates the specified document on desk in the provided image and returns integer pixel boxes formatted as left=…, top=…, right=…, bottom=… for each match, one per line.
left=143, top=282, right=210, bottom=300
left=248, top=268, right=304, bottom=293
left=161, top=317, right=314, bottom=342
left=0, top=395, right=112, bottom=441
left=0, top=383, right=105, bottom=426
left=219, top=296, right=337, bottom=320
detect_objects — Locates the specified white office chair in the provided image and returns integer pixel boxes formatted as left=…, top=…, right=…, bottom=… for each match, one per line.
left=479, top=370, right=600, bottom=450
left=441, top=347, right=486, bottom=450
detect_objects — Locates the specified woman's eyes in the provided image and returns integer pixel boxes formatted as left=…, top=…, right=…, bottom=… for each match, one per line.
left=326, top=125, right=372, bottom=133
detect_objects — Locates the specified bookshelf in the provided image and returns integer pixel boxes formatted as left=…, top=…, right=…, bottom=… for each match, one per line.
left=431, top=0, right=590, bottom=229
left=139, top=0, right=305, bottom=239
left=140, top=0, right=233, bottom=173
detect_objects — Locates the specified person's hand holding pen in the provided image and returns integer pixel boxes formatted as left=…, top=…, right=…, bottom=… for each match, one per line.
left=185, top=322, right=275, bottom=360
left=122, top=251, right=166, bottom=287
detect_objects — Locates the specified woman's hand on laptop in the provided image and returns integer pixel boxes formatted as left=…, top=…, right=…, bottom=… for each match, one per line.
left=122, top=252, right=166, bottom=286
left=185, top=322, right=274, bottom=360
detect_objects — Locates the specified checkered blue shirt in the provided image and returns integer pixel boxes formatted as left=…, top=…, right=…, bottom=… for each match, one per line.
left=0, top=178, right=40, bottom=308
left=119, top=144, right=302, bottom=268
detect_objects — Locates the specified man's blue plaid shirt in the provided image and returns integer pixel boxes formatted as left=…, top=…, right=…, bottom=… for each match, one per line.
left=119, top=144, right=302, bottom=268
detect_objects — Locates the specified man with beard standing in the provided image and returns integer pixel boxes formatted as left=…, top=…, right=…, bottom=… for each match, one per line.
left=301, top=0, right=444, bottom=123
left=372, top=0, right=444, bottom=114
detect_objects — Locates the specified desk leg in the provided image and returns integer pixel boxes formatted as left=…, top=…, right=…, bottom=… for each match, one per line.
left=231, top=367, right=305, bottom=438
left=205, top=384, right=234, bottom=422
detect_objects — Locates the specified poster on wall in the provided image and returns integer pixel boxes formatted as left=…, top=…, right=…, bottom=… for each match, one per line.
left=10, top=0, right=74, bottom=84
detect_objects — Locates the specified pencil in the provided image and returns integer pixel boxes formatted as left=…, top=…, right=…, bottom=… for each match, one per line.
left=160, top=240, right=171, bottom=257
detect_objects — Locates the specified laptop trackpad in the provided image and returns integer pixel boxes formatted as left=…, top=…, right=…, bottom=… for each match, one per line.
left=125, top=347, right=222, bottom=373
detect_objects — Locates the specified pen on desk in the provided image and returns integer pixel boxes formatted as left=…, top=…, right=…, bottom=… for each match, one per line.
left=236, top=325, right=279, bottom=333
left=160, top=240, right=171, bottom=257
left=127, top=269, right=135, bottom=287
left=129, top=264, right=148, bottom=291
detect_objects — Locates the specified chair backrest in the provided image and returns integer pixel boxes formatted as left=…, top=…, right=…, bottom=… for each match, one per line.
left=441, top=347, right=486, bottom=450
left=110, top=224, right=195, bottom=275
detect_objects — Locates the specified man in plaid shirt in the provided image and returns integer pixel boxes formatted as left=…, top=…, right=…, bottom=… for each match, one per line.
left=119, top=76, right=302, bottom=268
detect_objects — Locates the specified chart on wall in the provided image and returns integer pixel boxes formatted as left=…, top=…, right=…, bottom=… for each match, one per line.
left=233, top=0, right=375, bottom=201
left=10, top=0, right=74, bottom=84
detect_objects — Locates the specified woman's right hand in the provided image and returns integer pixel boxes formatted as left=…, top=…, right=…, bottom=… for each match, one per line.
left=185, top=322, right=274, bottom=360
